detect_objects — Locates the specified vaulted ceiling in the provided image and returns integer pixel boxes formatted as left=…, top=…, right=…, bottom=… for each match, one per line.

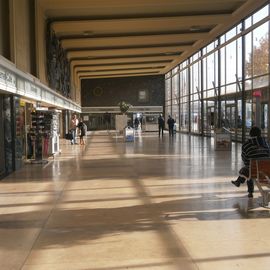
left=38, top=0, right=268, bottom=80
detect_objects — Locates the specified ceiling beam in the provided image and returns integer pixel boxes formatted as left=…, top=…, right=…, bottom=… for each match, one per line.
left=77, top=68, right=162, bottom=76
left=67, top=45, right=190, bottom=59
left=52, top=14, right=230, bottom=34
left=79, top=72, right=160, bottom=80
left=61, top=32, right=208, bottom=49
left=74, top=62, right=166, bottom=72
left=40, top=0, right=247, bottom=10
left=70, top=55, right=175, bottom=67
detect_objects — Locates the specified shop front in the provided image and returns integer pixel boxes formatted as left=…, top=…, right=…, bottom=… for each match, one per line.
left=0, top=94, right=6, bottom=178
left=27, top=107, right=61, bottom=162
left=0, top=93, right=63, bottom=179
left=0, top=94, right=15, bottom=179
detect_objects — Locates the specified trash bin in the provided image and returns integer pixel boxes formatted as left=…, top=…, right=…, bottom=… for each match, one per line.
left=173, top=123, right=177, bottom=134
left=124, top=126, right=134, bottom=142
left=214, top=128, right=232, bottom=151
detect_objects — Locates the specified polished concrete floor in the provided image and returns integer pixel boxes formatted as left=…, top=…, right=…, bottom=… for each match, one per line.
left=1, top=130, right=270, bottom=270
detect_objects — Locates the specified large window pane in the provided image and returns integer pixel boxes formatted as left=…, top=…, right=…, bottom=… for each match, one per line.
left=165, top=78, right=172, bottom=121
left=172, top=99, right=179, bottom=130
left=245, top=16, right=252, bottom=29
left=252, top=22, right=269, bottom=77
left=165, top=78, right=171, bottom=101
left=253, top=75, right=269, bottom=89
left=191, top=100, right=200, bottom=133
left=253, top=5, right=269, bottom=24
left=245, top=32, right=252, bottom=79
left=172, top=74, right=179, bottom=100
left=226, top=40, right=237, bottom=84
left=207, top=54, right=215, bottom=89
left=226, top=27, right=236, bottom=41
left=237, top=37, right=242, bottom=80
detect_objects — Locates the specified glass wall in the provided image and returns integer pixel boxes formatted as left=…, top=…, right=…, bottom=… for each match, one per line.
left=166, top=2, right=270, bottom=141
left=165, top=72, right=172, bottom=122
left=244, top=8, right=269, bottom=137
left=190, top=52, right=201, bottom=133
left=179, top=61, right=189, bottom=132
left=172, top=67, right=180, bottom=130
left=202, top=42, right=218, bottom=136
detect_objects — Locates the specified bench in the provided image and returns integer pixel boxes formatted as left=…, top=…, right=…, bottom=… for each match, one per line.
left=250, top=158, right=270, bottom=207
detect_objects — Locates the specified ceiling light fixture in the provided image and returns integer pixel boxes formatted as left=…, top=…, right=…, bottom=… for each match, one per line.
left=190, top=25, right=200, bottom=31
left=164, top=52, right=175, bottom=55
left=83, top=31, right=93, bottom=36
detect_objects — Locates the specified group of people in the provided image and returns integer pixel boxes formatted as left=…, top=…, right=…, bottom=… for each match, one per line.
left=69, top=115, right=87, bottom=145
left=158, top=114, right=175, bottom=137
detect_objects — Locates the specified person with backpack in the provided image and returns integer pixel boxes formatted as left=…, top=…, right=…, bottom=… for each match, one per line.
left=158, top=114, right=165, bottom=137
left=167, top=115, right=175, bottom=136
left=77, top=118, right=87, bottom=145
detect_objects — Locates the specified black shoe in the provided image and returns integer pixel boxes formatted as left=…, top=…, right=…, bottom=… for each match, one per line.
left=248, top=193, right=253, bottom=198
left=231, top=180, right=240, bottom=187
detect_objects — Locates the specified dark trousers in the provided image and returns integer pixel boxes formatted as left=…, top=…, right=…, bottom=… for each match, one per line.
left=159, top=125, right=164, bottom=136
left=168, top=126, right=174, bottom=136
left=235, top=166, right=254, bottom=193
left=235, top=176, right=254, bottom=193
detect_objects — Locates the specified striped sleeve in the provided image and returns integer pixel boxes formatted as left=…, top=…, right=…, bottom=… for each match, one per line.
left=241, top=137, right=270, bottom=166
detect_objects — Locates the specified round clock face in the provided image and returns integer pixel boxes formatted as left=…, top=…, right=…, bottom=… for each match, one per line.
left=93, top=86, right=103, bottom=96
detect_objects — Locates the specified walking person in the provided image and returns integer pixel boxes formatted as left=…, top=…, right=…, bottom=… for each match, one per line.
left=77, top=118, right=87, bottom=145
left=158, top=114, right=165, bottom=137
left=134, top=117, right=140, bottom=130
left=167, top=115, right=175, bottom=136
left=70, top=114, right=78, bottom=144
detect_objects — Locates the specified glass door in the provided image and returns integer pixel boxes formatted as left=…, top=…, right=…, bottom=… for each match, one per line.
left=204, top=103, right=215, bottom=136
left=225, top=104, right=236, bottom=129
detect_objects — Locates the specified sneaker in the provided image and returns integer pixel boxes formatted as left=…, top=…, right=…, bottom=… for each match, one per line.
left=248, top=193, right=253, bottom=198
left=231, top=180, right=240, bottom=187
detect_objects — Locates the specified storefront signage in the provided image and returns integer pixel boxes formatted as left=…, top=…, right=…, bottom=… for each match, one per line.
left=0, top=68, right=16, bottom=88
left=20, top=100, right=25, bottom=106
left=30, top=85, right=37, bottom=95
left=253, top=90, right=262, bottom=97
left=6, top=72, right=16, bottom=87
left=17, top=78, right=25, bottom=94
left=0, top=57, right=81, bottom=112
left=0, top=69, right=6, bottom=82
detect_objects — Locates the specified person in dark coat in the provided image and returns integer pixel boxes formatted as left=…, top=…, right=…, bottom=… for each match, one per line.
left=158, top=114, right=165, bottom=137
left=77, top=118, right=87, bottom=145
left=167, top=115, right=175, bottom=136
left=134, top=117, right=140, bottom=130
left=231, top=126, right=270, bottom=197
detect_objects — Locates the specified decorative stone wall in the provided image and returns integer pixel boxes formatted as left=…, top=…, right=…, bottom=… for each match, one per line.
left=81, top=75, right=164, bottom=107
left=46, top=25, right=70, bottom=98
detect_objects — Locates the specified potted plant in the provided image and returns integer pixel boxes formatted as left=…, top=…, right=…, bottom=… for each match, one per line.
left=118, top=101, right=132, bottom=114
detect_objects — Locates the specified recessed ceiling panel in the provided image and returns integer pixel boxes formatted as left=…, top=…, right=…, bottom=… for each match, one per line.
left=38, top=0, right=268, bottom=79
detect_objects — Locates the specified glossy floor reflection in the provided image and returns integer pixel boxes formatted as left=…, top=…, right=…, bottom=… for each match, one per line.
left=1, top=131, right=270, bottom=270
